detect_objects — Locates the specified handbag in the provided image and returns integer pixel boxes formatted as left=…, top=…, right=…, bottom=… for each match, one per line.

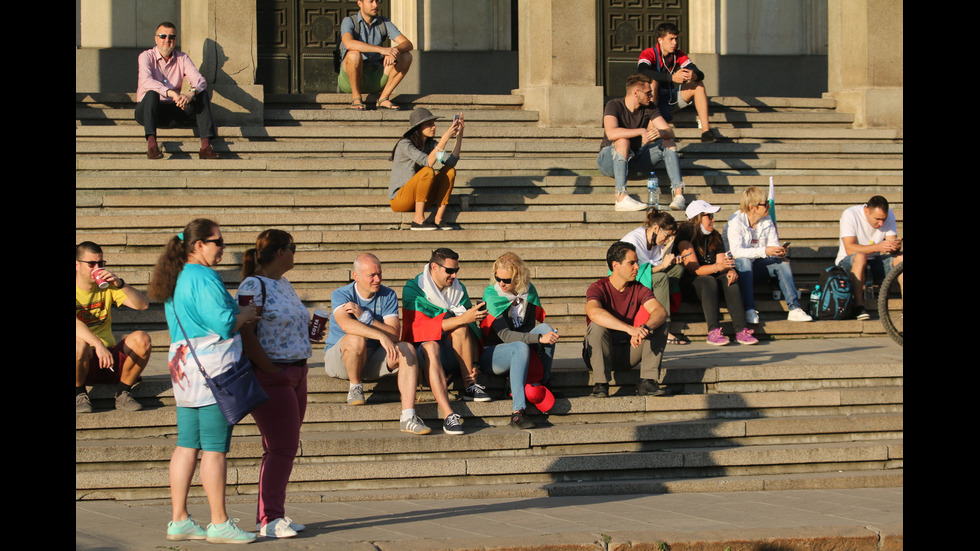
left=171, top=302, right=268, bottom=426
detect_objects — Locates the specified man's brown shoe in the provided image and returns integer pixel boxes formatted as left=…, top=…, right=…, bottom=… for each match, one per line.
left=147, top=145, right=164, bottom=159
left=199, top=144, right=220, bottom=159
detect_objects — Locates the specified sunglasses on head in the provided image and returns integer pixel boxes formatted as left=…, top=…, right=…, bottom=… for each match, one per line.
left=435, top=262, right=459, bottom=275
left=79, top=260, right=107, bottom=268
left=494, top=275, right=512, bottom=284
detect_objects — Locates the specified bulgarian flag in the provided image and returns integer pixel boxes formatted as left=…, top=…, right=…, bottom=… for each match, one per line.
left=479, top=283, right=547, bottom=336
left=401, top=273, right=481, bottom=344
left=768, top=176, right=777, bottom=227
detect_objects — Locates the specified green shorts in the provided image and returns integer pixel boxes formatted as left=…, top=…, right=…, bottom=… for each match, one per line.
left=176, top=404, right=235, bottom=453
left=338, top=63, right=389, bottom=94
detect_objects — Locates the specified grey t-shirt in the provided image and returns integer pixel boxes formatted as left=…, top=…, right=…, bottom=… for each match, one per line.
left=387, top=138, right=458, bottom=200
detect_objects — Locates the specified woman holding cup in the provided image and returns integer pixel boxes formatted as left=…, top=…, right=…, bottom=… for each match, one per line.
left=236, top=229, right=312, bottom=539
left=148, top=218, right=260, bottom=544
left=675, top=201, right=757, bottom=346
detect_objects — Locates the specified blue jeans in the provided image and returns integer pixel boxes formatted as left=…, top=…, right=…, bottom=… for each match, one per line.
left=479, top=323, right=557, bottom=411
left=733, top=257, right=801, bottom=310
left=597, top=142, right=683, bottom=195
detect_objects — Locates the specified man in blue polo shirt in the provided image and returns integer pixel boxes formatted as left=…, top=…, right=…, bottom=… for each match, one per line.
left=339, top=0, right=414, bottom=110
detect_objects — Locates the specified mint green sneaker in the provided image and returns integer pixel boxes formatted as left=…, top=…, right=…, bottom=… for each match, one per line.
left=206, top=518, right=256, bottom=544
left=166, top=516, right=207, bottom=541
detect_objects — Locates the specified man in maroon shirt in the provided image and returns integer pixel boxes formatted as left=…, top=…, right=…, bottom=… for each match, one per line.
left=583, top=242, right=671, bottom=398
left=135, top=22, right=219, bottom=160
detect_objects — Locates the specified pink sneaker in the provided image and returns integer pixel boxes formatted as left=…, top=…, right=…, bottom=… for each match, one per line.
left=706, top=327, right=729, bottom=346
left=736, top=328, right=758, bottom=345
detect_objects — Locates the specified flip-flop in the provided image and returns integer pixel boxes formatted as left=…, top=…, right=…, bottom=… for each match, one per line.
left=667, top=334, right=691, bottom=345
left=377, top=97, right=399, bottom=110
left=349, top=98, right=365, bottom=110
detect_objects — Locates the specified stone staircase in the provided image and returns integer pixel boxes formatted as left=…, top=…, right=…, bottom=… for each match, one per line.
left=75, top=92, right=903, bottom=502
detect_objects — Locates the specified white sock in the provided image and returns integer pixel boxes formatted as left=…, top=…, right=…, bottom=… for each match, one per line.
left=400, top=408, right=415, bottom=422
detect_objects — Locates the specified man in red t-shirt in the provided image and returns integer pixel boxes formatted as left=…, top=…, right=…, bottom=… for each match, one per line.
left=584, top=242, right=671, bottom=398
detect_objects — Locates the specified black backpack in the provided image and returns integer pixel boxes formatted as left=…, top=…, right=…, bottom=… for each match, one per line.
left=810, top=266, right=854, bottom=320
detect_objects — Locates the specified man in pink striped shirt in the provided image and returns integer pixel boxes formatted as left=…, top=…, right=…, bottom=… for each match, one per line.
left=135, top=22, right=220, bottom=159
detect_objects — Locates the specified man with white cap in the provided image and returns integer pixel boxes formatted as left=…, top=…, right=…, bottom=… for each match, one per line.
left=597, top=73, right=686, bottom=212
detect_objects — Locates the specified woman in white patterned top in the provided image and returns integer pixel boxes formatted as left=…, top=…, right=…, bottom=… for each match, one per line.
left=237, top=229, right=312, bottom=539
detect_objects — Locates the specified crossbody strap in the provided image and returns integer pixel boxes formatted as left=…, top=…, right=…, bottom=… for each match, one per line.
left=170, top=301, right=215, bottom=386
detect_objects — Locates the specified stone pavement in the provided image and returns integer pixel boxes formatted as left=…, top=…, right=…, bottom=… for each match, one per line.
left=75, top=487, right=903, bottom=550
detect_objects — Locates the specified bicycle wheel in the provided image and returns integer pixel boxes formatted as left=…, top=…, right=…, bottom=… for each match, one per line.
left=878, top=261, right=903, bottom=346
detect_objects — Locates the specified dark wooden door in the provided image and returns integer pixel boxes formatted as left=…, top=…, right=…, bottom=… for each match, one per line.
left=597, top=0, right=688, bottom=98
left=257, top=0, right=360, bottom=94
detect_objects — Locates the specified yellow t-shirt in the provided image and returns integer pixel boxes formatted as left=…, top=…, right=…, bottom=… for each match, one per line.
left=76, top=285, right=128, bottom=347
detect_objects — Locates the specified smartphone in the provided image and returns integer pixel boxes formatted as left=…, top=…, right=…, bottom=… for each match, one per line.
left=453, top=113, right=461, bottom=125
left=475, top=300, right=486, bottom=311
left=781, top=242, right=791, bottom=248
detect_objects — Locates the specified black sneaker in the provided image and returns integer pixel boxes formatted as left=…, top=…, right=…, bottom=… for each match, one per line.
left=636, top=378, right=667, bottom=397
left=590, top=383, right=609, bottom=398
left=854, top=305, right=870, bottom=321
left=701, top=129, right=727, bottom=143
left=410, top=221, right=437, bottom=231
left=463, top=383, right=491, bottom=402
left=509, top=409, right=536, bottom=429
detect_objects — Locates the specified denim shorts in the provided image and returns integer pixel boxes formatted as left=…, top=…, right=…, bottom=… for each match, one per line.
left=837, top=253, right=897, bottom=283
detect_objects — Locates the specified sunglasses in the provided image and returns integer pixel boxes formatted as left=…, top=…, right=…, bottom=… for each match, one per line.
left=202, top=238, right=225, bottom=247
left=79, top=260, right=107, bottom=268
left=494, top=275, right=513, bottom=284
left=285, top=243, right=296, bottom=253
left=157, top=34, right=177, bottom=40
left=435, top=262, right=459, bottom=275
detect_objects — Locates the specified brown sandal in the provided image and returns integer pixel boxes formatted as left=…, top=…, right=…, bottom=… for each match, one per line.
left=349, top=98, right=365, bottom=110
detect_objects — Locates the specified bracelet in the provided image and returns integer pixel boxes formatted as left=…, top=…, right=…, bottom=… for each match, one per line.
left=115, top=278, right=127, bottom=289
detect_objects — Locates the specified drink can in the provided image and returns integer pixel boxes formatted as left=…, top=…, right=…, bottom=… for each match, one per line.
left=309, top=308, right=329, bottom=341
left=238, top=292, right=254, bottom=306
left=93, top=269, right=111, bottom=289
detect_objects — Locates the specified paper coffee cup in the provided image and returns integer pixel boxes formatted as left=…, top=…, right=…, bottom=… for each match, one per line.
left=238, top=292, right=254, bottom=306
left=309, top=308, right=329, bottom=341
left=93, top=269, right=111, bottom=289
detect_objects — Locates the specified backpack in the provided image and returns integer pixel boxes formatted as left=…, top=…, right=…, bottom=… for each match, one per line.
left=810, top=266, right=854, bottom=320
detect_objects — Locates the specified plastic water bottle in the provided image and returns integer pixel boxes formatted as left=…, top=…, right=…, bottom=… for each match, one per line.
left=647, top=172, right=659, bottom=209
left=809, top=285, right=821, bottom=317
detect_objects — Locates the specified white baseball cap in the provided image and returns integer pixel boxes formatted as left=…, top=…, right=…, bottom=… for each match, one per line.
left=685, top=199, right=721, bottom=220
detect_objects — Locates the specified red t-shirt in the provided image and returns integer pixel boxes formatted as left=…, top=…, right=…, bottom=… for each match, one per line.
left=585, top=277, right=655, bottom=326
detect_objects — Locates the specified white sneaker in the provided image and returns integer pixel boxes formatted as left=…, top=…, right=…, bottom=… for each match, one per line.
left=615, top=195, right=648, bottom=211
left=260, top=518, right=298, bottom=538
left=669, top=193, right=686, bottom=211
left=283, top=516, right=305, bottom=532
left=787, top=308, right=813, bottom=322
left=745, top=309, right=760, bottom=324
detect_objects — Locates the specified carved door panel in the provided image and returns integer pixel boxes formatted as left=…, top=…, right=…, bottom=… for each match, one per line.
left=257, top=0, right=360, bottom=94
left=597, top=0, right=688, bottom=98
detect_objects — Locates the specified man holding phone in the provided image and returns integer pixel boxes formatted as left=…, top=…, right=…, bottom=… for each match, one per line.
left=836, top=195, right=903, bottom=320
left=402, top=249, right=491, bottom=432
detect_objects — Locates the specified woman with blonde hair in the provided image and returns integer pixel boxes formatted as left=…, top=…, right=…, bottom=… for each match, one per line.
left=724, top=187, right=812, bottom=323
left=237, top=229, right=311, bottom=538
left=148, top=218, right=259, bottom=544
left=480, top=252, right=560, bottom=429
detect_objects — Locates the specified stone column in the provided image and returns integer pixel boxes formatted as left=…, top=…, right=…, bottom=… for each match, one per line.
left=514, top=0, right=604, bottom=128
left=180, top=0, right=264, bottom=127
left=827, top=0, right=903, bottom=128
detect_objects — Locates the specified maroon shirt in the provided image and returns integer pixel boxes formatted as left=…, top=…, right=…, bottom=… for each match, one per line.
left=585, top=277, right=655, bottom=326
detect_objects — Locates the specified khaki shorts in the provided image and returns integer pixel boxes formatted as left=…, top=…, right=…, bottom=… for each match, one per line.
left=323, top=340, right=397, bottom=381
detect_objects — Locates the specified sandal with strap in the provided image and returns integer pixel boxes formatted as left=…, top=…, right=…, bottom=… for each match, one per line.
left=377, top=97, right=400, bottom=110
left=349, top=98, right=365, bottom=110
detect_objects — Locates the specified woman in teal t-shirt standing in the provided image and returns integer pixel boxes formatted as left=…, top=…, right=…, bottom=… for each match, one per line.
left=148, top=218, right=259, bottom=544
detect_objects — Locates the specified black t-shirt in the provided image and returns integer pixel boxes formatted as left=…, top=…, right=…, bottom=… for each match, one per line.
left=599, top=98, right=662, bottom=152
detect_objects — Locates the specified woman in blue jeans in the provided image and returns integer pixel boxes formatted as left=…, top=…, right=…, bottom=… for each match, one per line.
left=724, top=187, right=812, bottom=323
left=480, top=253, right=560, bottom=429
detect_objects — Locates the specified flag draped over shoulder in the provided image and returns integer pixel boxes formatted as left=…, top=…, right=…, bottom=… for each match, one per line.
left=480, top=282, right=546, bottom=336
left=401, top=273, right=481, bottom=344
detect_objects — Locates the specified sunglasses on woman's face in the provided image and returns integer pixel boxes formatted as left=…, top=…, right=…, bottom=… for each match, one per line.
left=494, top=275, right=512, bottom=284
left=202, top=238, right=225, bottom=247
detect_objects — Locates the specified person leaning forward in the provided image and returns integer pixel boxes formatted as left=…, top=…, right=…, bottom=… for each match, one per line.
left=135, top=22, right=220, bottom=160
left=583, top=241, right=672, bottom=398
left=76, top=241, right=152, bottom=413
left=339, top=0, right=414, bottom=110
